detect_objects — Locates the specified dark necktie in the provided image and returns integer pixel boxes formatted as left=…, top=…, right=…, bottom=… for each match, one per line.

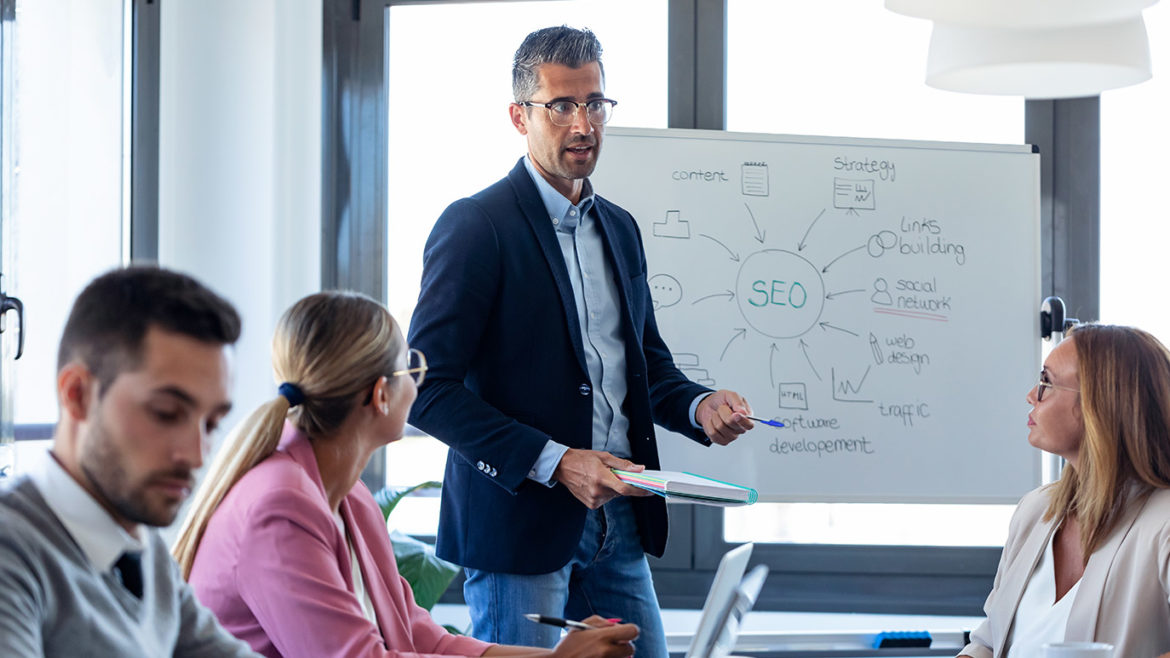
left=114, top=551, right=144, bottom=599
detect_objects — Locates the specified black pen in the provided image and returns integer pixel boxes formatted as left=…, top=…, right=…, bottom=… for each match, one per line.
left=524, top=614, right=591, bottom=631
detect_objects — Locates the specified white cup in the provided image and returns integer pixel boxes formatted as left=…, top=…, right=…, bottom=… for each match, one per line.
left=1042, top=642, right=1114, bottom=657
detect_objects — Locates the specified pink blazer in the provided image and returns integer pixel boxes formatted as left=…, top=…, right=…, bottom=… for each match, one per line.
left=189, top=425, right=493, bottom=658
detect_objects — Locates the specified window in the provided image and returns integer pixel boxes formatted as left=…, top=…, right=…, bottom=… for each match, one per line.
left=1101, top=2, right=1170, bottom=341
left=725, top=0, right=1023, bottom=549
left=1, top=0, right=126, bottom=477
left=385, top=0, right=668, bottom=535
left=727, top=0, right=1022, bottom=144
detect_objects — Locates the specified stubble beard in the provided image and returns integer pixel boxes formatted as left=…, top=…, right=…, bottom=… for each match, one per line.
left=79, top=416, right=185, bottom=529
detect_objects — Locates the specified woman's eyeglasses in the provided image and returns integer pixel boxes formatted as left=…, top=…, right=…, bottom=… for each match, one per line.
left=1035, top=372, right=1078, bottom=402
left=391, top=348, right=427, bottom=387
left=364, top=348, right=428, bottom=406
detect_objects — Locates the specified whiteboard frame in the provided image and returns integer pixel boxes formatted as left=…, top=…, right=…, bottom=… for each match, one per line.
left=598, top=126, right=1044, bottom=505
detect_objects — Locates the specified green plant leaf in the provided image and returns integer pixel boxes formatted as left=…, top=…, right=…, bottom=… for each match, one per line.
left=373, top=481, right=442, bottom=522
left=389, top=529, right=461, bottom=612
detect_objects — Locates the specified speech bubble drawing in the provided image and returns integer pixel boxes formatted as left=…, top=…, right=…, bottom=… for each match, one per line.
left=649, top=273, right=683, bottom=310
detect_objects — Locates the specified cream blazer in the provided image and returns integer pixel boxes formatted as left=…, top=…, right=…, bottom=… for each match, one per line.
left=960, top=485, right=1170, bottom=658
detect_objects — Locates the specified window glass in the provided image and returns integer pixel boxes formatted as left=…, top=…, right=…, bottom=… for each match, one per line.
left=7, top=0, right=125, bottom=457
left=727, top=0, right=1022, bottom=143
left=1101, top=3, right=1170, bottom=341
left=726, top=0, right=1022, bottom=546
left=386, top=0, right=667, bottom=535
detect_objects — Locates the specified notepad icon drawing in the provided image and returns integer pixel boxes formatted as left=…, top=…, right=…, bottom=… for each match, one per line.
left=741, top=163, right=769, bottom=197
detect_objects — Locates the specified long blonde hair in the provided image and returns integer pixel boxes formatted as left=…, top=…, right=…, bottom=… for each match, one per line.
left=1043, top=324, right=1170, bottom=559
left=173, top=291, right=404, bottom=578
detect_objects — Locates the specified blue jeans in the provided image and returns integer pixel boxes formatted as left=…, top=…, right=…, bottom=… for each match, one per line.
left=463, top=498, right=667, bottom=658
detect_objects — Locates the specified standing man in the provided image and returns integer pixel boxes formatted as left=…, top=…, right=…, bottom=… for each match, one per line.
left=408, top=26, right=754, bottom=658
left=0, top=267, right=259, bottom=657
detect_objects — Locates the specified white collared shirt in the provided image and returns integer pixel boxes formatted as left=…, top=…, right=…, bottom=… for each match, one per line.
left=27, top=451, right=145, bottom=574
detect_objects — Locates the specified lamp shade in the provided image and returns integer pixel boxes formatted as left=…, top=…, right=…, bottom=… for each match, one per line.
left=886, top=0, right=1156, bottom=29
left=926, top=17, right=1152, bottom=98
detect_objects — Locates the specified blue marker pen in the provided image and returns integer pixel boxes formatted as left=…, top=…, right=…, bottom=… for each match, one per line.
left=746, top=415, right=784, bottom=428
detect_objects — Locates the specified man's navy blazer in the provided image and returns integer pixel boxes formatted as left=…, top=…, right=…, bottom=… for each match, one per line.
left=407, top=158, right=713, bottom=575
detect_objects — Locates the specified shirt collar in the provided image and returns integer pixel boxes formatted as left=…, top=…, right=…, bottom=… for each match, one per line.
left=523, top=155, right=595, bottom=232
left=28, top=451, right=145, bottom=572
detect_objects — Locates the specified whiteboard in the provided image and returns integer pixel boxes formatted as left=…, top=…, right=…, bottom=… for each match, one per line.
left=591, top=128, right=1042, bottom=504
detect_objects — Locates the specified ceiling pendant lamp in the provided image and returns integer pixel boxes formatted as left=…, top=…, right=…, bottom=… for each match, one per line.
left=886, top=0, right=1156, bottom=29
left=924, top=17, right=1152, bottom=98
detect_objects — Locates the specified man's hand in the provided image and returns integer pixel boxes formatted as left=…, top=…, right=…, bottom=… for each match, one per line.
left=551, top=617, right=638, bottom=658
left=553, top=449, right=653, bottom=509
left=696, top=389, right=754, bottom=446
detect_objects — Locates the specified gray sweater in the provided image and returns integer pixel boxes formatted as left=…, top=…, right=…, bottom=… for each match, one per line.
left=0, top=476, right=258, bottom=657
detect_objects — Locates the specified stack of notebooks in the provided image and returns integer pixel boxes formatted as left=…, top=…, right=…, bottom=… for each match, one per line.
left=612, top=469, right=758, bottom=506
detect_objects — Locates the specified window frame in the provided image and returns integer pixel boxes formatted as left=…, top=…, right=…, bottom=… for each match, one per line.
left=325, top=0, right=1100, bottom=615
left=7, top=0, right=150, bottom=446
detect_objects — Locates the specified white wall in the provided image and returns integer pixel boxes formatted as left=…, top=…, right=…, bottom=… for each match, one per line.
left=158, top=0, right=322, bottom=439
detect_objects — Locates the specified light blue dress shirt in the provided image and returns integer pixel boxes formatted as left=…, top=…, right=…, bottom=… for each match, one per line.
left=522, top=157, right=708, bottom=485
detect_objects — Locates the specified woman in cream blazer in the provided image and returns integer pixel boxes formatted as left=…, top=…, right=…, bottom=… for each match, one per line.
left=960, top=324, right=1170, bottom=658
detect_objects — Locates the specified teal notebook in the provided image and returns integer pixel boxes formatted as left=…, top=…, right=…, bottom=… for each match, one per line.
left=612, top=469, right=759, bottom=506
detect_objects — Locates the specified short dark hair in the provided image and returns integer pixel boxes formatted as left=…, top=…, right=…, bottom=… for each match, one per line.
left=512, top=26, right=604, bottom=102
left=57, top=266, right=242, bottom=392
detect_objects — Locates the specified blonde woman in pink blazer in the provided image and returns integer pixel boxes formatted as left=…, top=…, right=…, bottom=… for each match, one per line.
left=173, top=292, right=637, bottom=658
left=959, top=324, right=1170, bottom=658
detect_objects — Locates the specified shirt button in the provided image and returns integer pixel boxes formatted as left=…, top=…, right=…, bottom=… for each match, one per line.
left=569, top=209, right=577, bottom=216
left=579, top=383, right=591, bottom=396
left=552, top=218, right=560, bottom=226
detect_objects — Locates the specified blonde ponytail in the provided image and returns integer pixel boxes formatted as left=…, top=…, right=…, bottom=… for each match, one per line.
left=171, top=290, right=403, bottom=580
left=172, top=395, right=290, bottom=579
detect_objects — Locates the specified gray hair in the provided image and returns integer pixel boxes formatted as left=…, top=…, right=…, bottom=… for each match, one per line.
left=512, top=26, right=605, bottom=102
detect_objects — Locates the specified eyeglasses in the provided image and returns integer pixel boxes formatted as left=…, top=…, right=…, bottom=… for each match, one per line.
left=392, top=348, right=427, bottom=387
left=1036, top=372, right=1078, bottom=402
left=517, top=98, right=618, bottom=126
left=365, top=348, right=427, bottom=406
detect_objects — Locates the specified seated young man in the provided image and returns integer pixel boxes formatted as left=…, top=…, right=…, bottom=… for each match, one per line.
left=0, top=266, right=258, bottom=657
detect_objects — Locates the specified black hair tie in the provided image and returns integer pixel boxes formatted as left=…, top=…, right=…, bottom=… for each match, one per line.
left=278, top=382, right=305, bottom=408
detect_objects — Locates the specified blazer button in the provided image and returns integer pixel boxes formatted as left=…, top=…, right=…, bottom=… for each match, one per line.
left=490, top=468, right=498, bottom=477
left=476, top=460, right=485, bottom=471
left=578, top=383, right=591, bottom=396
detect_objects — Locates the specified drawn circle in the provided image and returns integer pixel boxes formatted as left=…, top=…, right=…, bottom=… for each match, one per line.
left=735, top=250, right=826, bottom=339
left=867, top=230, right=898, bottom=257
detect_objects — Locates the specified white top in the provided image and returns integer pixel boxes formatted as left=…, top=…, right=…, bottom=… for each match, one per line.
left=1005, top=528, right=1080, bottom=658
left=27, top=451, right=145, bottom=573
left=333, top=510, right=378, bottom=625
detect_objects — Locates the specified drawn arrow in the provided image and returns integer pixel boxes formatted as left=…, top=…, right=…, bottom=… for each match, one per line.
left=692, top=290, right=735, bottom=305
left=744, top=203, right=766, bottom=244
left=821, top=245, right=866, bottom=273
left=797, top=208, right=826, bottom=252
left=825, top=288, right=865, bottom=300
left=819, top=321, right=859, bottom=337
left=769, top=343, right=779, bottom=388
left=799, top=338, right=821, bottom=382
left=699, top=234, right=740, bottom=262
left=720, top=328, right=748, bottom=361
